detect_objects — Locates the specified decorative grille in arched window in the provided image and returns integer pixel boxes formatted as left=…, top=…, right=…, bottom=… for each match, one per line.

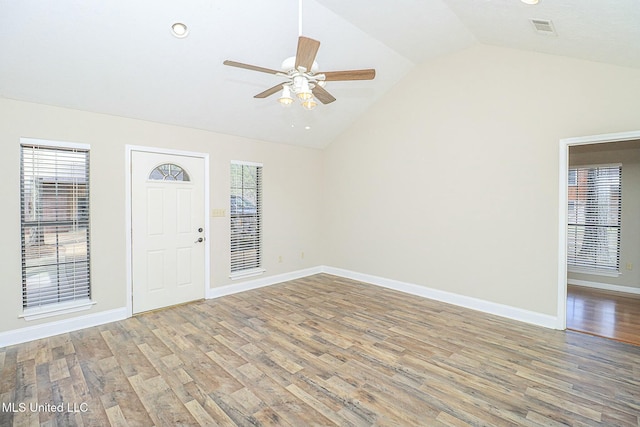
left=149, top=163, right=190, bottom=181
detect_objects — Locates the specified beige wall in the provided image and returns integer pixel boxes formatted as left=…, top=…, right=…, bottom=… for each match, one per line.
left=322, top=44, right=640, bottom=316
left=0, top=98, right=323, bottom=333
left=569, top=141, right=640, bottom=290
left=4, top=43, right=640, bottom=338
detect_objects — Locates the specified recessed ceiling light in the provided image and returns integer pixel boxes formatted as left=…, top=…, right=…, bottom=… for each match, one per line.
left=521, top=0, right=539, bottom=4
left=171, top=22, right=189, bottom=38
left=305, top=126, right=311, bottom=130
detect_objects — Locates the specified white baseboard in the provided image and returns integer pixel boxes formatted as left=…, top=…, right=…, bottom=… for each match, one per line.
left=0, top=307, right=128, bottom=348
left=568, top=278, right=640, bottom=295
left=207, top=266, right=324, bottom=299
left=322, top=266, right=559, bottom=329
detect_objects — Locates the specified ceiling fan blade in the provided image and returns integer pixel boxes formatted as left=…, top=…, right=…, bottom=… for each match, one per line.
left=223, top=60, right=281, bottom=75
left=312, top=85, right=336, bottom=104
left=321, top=69, right=376, bottom=81
left=254, top=83, right=288, bottom=99
left=295, top=36, right=321, bottom=71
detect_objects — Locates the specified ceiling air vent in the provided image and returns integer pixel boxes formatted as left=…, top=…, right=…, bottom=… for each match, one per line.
left=530, top=19, right=557, bottom=35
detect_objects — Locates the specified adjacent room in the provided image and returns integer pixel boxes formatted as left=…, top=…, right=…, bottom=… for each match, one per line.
left=1, top=0, right=640, bottom=425
left=566, top=140, right=640, bottom=345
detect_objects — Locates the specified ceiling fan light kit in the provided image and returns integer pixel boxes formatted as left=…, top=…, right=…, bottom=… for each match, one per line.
left=301, top=98, right=317, bottom=111
left=294, top=76, right=313, bottom=101
left=278, top=76, right=316, bottom=109
left=278, top=85, right=294, bottom=106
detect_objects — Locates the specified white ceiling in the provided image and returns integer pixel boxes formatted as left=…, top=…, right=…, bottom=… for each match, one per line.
left=1, top=0, right=639, bottom=149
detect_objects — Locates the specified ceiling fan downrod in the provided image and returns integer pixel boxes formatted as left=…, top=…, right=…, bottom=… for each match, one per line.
left=298, top=0, right=303, bottom=37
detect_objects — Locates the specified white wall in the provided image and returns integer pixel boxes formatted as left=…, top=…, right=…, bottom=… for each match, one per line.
left=322, top=44, right=640, bottom=317
left=0, top=98, right=323, bottom=336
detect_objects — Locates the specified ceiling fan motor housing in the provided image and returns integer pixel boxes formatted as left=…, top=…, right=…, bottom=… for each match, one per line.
left=282, top=56, right=319, bottom=73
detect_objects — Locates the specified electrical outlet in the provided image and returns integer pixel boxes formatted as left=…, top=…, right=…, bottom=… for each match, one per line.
left=278, top=256, right=283, bottom=263
left=626, top=262, right=633, bottom=271
left=301, top=251, right=305, bottom=259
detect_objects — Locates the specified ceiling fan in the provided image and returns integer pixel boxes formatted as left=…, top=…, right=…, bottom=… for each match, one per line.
left=223, top=35, right=376, bottom=110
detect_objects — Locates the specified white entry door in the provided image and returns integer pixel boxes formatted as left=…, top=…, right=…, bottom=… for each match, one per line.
left=131, top=151, right=206, bottom=314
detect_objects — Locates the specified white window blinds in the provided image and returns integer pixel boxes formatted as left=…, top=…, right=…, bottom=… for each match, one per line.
left=230, top=162, right=262, bottom=275
left=20, top=143, right=91, bottom=308
left=567, top=164, right=621, bottom=275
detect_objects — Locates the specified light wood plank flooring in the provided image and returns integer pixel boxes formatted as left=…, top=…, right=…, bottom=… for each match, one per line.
left=1, top=274, right=639, bottom=426
left=567, top=284, right=640, bottom=346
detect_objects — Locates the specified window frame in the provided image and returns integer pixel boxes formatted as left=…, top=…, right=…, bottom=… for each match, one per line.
left=229, top=160, right=264, bottom=280
left=19, top=138, right=95, bottom=320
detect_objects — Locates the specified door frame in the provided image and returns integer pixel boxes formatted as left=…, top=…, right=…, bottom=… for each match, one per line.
left=125, top=145, right=210, bottom=317
left=557, top=130, right=640, bottom=330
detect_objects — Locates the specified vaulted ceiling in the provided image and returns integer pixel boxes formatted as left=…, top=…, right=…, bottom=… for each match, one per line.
left=1, top=0, right=639, bottom=148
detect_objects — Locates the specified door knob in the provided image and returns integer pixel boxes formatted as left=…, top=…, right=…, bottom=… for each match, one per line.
left=195, top=237, right=204, bottom=243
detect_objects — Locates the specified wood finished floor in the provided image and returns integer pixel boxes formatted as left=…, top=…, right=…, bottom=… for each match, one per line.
left=1, top=274, right=640, bottom=427
left=567, top=284, right=640, bottom=346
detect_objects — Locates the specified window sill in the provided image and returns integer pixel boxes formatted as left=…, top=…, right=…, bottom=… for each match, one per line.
left=19, top=299, right=96, bottom=321
left=567, top=267, right=621, bottom=278
left=229, top=268, right=266, bottom=281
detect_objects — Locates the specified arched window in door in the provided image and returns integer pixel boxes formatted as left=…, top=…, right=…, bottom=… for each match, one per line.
left=149, top=163, right=190, bottom=181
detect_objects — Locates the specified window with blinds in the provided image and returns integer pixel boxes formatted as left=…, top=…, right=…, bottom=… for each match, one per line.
left=230, top=162, right=263, bottom=277
left=567, top=164, right=621, bottom=275
left=20, top=142, right=91, bottom=310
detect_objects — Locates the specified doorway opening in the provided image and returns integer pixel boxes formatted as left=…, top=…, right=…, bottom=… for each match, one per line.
left=558, top=130, right=640, bottom=345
